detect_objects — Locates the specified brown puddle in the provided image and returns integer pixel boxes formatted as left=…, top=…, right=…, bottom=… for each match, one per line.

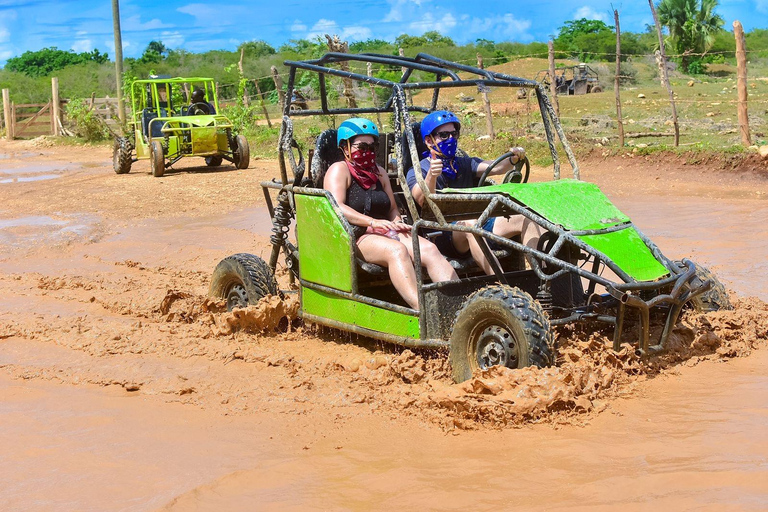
left=1, top=148, right=767, bottom=510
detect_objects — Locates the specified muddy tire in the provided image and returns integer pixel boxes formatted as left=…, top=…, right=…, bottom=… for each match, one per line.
left=150, top=140, right=165, bottom=177
left=205, top=155, right=223, bottom=167
left=209, top=253, right=278, bottom=311
left=687, top=263, right=732, bottom=312
left=233, top=134, right=250, bottom=169
left=113, top=137, right=133, bottom=174
left=590, top=85, right=603, bottom=93
left=449, top=285, right=555, bottom=383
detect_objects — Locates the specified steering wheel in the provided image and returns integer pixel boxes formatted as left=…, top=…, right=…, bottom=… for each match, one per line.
left=188, top=102, right=212, bottom=115
left=478, top=151, right=531, bottom=186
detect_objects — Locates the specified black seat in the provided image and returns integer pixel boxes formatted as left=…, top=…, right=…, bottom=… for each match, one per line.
left=142, top=108, right=166, bottom=138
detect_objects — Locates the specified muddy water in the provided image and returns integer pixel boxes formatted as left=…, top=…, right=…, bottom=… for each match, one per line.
left=1, top=160, right=768, bottom=510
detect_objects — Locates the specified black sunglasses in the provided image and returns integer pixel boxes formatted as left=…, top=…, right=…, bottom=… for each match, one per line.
left=350, top=142, right=377, bottom=152
left=434, top=130, right=459, bottom=141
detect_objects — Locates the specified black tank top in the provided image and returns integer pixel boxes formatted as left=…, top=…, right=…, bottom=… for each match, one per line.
left=347, top=179, right=391, bottom=238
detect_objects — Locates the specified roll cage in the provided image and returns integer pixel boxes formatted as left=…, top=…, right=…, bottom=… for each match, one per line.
left=265, top=52, right=708, bottom=353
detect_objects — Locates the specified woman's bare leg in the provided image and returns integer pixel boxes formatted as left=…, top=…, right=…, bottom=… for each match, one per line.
left=357, top=234, right=419, bottom=309
left=399, top=233, right=458, bottom=283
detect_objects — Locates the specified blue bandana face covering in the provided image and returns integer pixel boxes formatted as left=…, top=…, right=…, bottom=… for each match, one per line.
left=423, top=137, right=459, bottom=179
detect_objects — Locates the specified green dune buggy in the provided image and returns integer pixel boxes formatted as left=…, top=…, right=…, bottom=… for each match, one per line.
left=113, top=76, right=250, bottom=177
left=209, top=53, right=730, bottom=383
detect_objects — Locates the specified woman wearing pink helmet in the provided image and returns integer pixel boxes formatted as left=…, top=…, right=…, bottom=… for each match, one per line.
left=324, top=117, right=457, bottom=309
left=406, top=110, right=544, bottom=275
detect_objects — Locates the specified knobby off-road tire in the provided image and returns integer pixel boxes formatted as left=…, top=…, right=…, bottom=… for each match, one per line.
left=113, top=137, right=133, bottom=174
left=209, top=253, right=278, bottom=311
left=205, top=155, right=223, bottom=167
left=590, top=85, right=603, bottom=93
left=150, top=140, right=165, bottom=177
left=449, top=285, right=555, bottom=383
left=233, top=134, right=250, bottom=169
left=687, top=263, right=732, bottom=312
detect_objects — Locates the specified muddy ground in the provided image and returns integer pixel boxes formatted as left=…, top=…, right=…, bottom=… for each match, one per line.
left=1, top=138, right=767, bottom=510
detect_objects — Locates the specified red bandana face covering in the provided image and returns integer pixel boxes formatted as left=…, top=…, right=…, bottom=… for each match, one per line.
left=344, top=148, right=379, bottom=189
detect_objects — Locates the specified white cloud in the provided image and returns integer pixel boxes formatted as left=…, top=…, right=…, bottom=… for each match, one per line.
left=573, top=6, right=609, bottom=23
left=384, top=0, right=428, bottom=23
left=0, top=49, right=13, bottom=61
left=757, top=0, right=768, bottom=13
left=302, top=19, right=372, bottom=41
left=72, top=38, right=93, bottom=53
left=160, top=31, right=185, bottom=48
left=0, top=26, right=9, bottom=44
left=456, top=13, right=533, bottom=42
left=122, top=15, right=173, bottom=31
left=408, top=12, right=457, bottom=34
left=290, top=19, right=307, bottom=33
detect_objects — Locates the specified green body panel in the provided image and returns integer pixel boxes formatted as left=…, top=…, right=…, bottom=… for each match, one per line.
left=442, top=179, right=670, bottom=282
left=302, top=287, right=420, bottom=338
left=576, top=228, right=669, bottom=281
left=191, top=127, right=217, bottom=153
left=295, top=194, right=354, bottom=292
left=443, top=179, right=629, bottom=230
left=166, top=136, right=180, bottom=158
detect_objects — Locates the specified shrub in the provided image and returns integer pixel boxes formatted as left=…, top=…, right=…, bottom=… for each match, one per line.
left=65, top=98, right=110, bottom=141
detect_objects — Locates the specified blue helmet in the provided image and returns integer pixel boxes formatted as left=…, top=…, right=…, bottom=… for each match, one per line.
left=421, top=110, right=461, bottom=142
left=337, top=118, right=379, bottom=147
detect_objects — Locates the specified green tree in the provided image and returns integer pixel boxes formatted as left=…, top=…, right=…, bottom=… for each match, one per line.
left=656, top=0, right=724, bottom=72
left=238, top=40, right=277, bottom=58
left=139, top=40, right=168, bottom=64
left=5, top=47, right=109, bottom=77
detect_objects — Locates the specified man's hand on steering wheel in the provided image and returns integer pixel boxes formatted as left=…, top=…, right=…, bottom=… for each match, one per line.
left=478, top=147, right=531, bottom=185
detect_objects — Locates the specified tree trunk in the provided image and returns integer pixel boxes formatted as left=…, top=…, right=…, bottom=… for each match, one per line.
left=649, top=0, right=679, bottom=146
left=734, top=20, right=751, bottom=146
left=614, top=9, right=624, bottom=148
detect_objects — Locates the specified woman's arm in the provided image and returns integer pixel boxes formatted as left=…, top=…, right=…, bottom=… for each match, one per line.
left=379, top=167, right=411, bottom=231
left=324, top=163, right=397, bottom=230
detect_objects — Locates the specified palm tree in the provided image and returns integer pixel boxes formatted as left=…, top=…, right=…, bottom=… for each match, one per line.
left=656, top=0, right=724, bottom=72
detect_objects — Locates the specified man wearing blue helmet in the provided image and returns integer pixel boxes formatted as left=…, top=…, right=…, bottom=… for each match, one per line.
left=406, top=110, right=543, bottom=275
left=324, top=118, right=458, bottom=309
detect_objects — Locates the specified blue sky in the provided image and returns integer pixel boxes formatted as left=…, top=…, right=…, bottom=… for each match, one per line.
left=0, top=0, right=766, bottom=66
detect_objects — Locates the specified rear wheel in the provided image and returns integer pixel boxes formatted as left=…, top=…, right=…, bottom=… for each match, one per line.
left=233, top=134, right=250, bottom=169
left=113, top=137, right=133, bottom=174
left=205, top=155, right=223, bottom=167
left=150, top=140, right=165, bottom=177
left=590, top=85, right=603, bottom=93
left=687, top=263, right=732, bottom=312
left=209, top=253, right=278, bottom=311
left=449, top=285, right=555, bottom=383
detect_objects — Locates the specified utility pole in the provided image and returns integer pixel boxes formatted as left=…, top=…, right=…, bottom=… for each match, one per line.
left=112, top=0, right=126, bottom=123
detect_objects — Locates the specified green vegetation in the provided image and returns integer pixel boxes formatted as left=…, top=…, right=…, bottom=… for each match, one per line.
left=5, top=47, right=108, bottom=77
left=657, top=0, right=725, bottom=72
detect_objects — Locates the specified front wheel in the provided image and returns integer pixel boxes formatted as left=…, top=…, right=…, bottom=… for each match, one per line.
left=113, top=137, right=133, bottom=174
left=233, top=134, right=250, bottom=169
left=205, top=155, right=223, bottom=167
left=150, top=140, right=165, bottom=177
left=209, top=253, right=278, bottom=311
left=686, top=263, right=732, bottom=312
left=449, top=285, right=555, bottom=383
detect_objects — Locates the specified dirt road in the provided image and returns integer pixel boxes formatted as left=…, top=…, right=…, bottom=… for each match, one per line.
left=1, top=139, right=767, bottom=510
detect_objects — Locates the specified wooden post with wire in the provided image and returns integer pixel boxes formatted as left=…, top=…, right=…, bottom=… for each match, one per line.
left=253, top=79, right=272, bottom=128
left=367, top=62, right=382, bottom=128
left=2, top=88, right=13, bottom=139
left=271, top=66, right=285, bottom=115
left=649, top=0, right=679, bottom=146
left=399, top=47, right=412, bottom=106
left=548, top=40, right=559, bottom=117
left=51, top=77, right=61, bottom=136
left=614, top=9, right=624, bottom=148
left=734, top=20, right=751, bottom=146
left=238, top=48, right=250, bottom=107
left=477, top=53, right=495, bottom=139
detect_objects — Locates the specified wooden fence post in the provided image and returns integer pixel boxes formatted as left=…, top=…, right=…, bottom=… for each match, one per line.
left=548, top=40, right=559, bottom=117
left=477, top=53, right=495, bottom=139
left=614, top=10, right=625, bottom=148
left=649, top=0, right=679, bottom=146
left=399, top=47, right=412, bottom=106
left=2, top=88, right=12, bottom=139
left=367, top=62, right=382, bottom=128
left=325, top=34, right=357, bottom=109
left=271, top=66, right=285, bottom=115
left=51, top=77, right=61, bottom=136
left=253, top=80, right=272, bottom=128
left=734, top=20, right=751, bottom=146
left=238, top=48, right=250, bottom=107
